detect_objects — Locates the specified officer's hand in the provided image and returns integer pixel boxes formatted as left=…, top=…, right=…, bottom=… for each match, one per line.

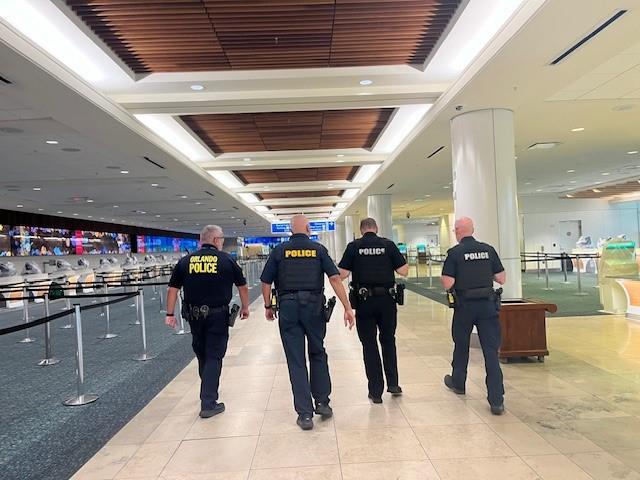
left=240, top=306, right=250, bottom=320
left=265, top=307, right=276, bottom=321
left=165, top=315, right=177, bottom=329
left=344, top=309, right=355, bottom=330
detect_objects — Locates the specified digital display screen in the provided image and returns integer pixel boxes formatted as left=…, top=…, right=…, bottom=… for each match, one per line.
left=398, top=244, right=407, bottom=254
left=137, top=235, right=198, bottom=253
left=10, top=226, right=74, bottom=256
left=0, top=224, right=10, bottom=256
left=70, top=231, right=131, bottom=255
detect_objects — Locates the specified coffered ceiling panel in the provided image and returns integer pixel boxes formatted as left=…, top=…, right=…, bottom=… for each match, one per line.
left=181, top=108, right=393, bottom=153
left=234, top=166, right=358, bottom=184
left=65, top=0, right=463, bottom=73
left=567, top=179, right=640, bottom=199
left=259, top=190, right=344, bottom=199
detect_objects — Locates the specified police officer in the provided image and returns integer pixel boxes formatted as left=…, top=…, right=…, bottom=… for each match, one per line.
left=165, top=225, right=250, bottom=418
left=440, top=217, right=506, bottom=415
left=261, top=214, right=355, bottom=431
left=338, top=218, right=408, bottom=403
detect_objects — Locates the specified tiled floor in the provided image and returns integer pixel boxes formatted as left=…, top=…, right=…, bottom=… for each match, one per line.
left=72, top=287, right=640, bottom=480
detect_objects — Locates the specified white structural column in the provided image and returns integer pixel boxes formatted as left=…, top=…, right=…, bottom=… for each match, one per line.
left=393, top=223, right=406, bottom=244
left=344, top=215, right=359, bottom=244
left=335, top=222, right=346, bottom=261
left=367, top=194, right=393, bottom=240
left=327, top=231, right=337, bottom=260
left=439, top=213, right=455, bottom=254
left=450, top=109, right=522, bottom=298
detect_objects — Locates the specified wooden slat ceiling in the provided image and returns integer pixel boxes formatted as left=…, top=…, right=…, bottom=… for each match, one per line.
left=235, top=166, right=357, bottom=184
left=182, top=108, right=393, bottom=153
left=259, top=190, right=343, bottom=199
left=566, top=179, right=640, bottom=199
left=65, top=0, right=463, bottom=72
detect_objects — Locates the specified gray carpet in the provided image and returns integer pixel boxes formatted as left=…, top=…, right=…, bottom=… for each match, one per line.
left=0, top=284, right=261, bottom=480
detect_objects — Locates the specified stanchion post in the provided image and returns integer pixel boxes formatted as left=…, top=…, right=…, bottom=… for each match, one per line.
left=542, top=253, right=553, bottom=290
left=17, top=286, right=36, bottom=343
left=574, top=254, right=588, bottom=296
left=427, top=256, right=436, bottom=290
left=130, top=288, right=142, bottom=325
left=562, top=254, right=570, bottom=284
left=159, top=282, right=166, bottom=313
left=537, top=251, right=541, bottom=279
left=60, top=296, right=73, bottom=329
left=98, top=283, right=118, bottom=339
left=133, top=289, right=155, bottom=361
left=63, top=304, right=98, bottom=406
left=38, top=293, right=60, bottom=366
left=173, top=292, right=189, bottom=335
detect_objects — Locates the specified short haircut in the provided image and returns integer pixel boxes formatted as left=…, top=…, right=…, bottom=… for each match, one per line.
left=200, top=225, right=223, bottom=244
left=360, top=218, right=378, bottom=231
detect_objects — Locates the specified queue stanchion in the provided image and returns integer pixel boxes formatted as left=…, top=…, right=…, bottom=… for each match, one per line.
left=158, top=281, right=166, bottom=314
left=133, top=289, right=155, bottom=361
left=60, top=296, right=74, bottom=329
left=98, top=283, right=118, bottom=339
left=426, top=256, right=436, bottom=290
left=173, top=292, right=188, bottom=335
left=63, top=304, right=99, bottom=406
left=537, top=252, right=541, bottom=279
left=130, top=284, right=142, bottom=325
left=561, top=254, right=570, bottom=284
left=17, top=286, right=36, bottom=343
left=38, top=293, right=61, bottom=366
left=542, top=253, right=553, bottom=291
left=574, top=254, right=588, bottom=296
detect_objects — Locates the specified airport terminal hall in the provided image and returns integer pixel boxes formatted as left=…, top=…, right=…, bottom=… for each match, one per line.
left=3, top=1, right=640, bottom=479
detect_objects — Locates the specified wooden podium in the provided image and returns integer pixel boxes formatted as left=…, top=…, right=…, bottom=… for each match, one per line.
left=499, top=299, right=557, bottom=362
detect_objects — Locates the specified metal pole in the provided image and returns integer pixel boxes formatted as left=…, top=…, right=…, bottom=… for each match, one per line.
left=130, top=288, right=142, bottom=325
left=98, top=283, right=117, bottom=339
left=427, top=256, right=436, bottom=289
left=17, top=286, right=36, bottom=343
left=158, top=283, right=166, bottom=313
left=133, top=289, right=155, bottom=361
left=173, top=291, right=189, bottom=335
left=575, top=254, right=588, bottom=296
left=63, top=304, right=99, bottom=406
left=562, top=254, right=570, bottom=284
left=59, top=296, right=73, bottom=329
left=542, top=254, right=553, bottom=290
left=536, top=252, right=541, bottom=279
left=38, top=293, right=60, bottom=366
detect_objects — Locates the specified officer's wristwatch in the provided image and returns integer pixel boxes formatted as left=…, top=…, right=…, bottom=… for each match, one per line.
left=166, top=313, right=174, bottom=317
left=264, top=305, right=273, bottom=309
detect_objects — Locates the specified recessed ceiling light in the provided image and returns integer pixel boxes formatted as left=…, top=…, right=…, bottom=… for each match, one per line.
left=359, top=79, right=373, bottom=86
left=190, top=84, right=205, bottom=91
left=211, top=208, right=217, bottom=211
left=86, top=199, right=94, bottom=203
left=57, top=211, right=63, bottom=214
left=195, top=202, right=202, bottom=205
left=570, top=180, right=577, bottom=184
left=100, top=217, right=104, bottom=220
left=336, top=160, right=345, bottom=163
left=594, top=181, right=602, bottom=184
left=524, top=182, right=532, bottom=185
left=601, top=172, right=610, bottom=176
left=566, top=169, right=575, bottom=173
left=73, top=213, right=78, bottom=216
left=443, top=185, right=450, bottom=189
left=120, top=170, right=129, bottom=174
left=151, top=183, right=159, bottom=187
left=425, top=194, right=431, bottom=197
left=181, top=195, right=188, bottom=199
left=87, top=215, right=93, bottom=218
left=33, top=187, right=41, bottom=191
left=628, top=151, right=639, bottom=155
left=536, top=189, right=542, bottom=192
left=140, top=211, right=146, bottom=214
left=336, top=154, right=345, bottom=157
left=16, top=204, right=23, bottom=208
left=155, top=214, right=161, bottom=217
left=45, top=140, right=58, bottom=145
left=566, top=194, right=574, bottom=198
left=113, top=205, right=119, bottom=208
left=592, top=188, right=602, bottom=193
left=111, top=219, right=115, bottom=221
left=243, top=157, right=251, bottom=162
left=37, top=208, right=43, bottom=211
left=173, top=218, right=178, bottom=221
left=571, top=128, right=585, bottom=132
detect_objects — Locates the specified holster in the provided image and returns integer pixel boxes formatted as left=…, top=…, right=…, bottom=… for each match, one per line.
left=393, top=283, right=405, bottom=306
left=228, top=304, right=240, bottom=327
left=446, top=289, right=458, bottom=309
left=270, top=288, right=279, bottom=314
left=348, top=282, right=359, bottom=309
left=324, top=296, right=336, bottom=322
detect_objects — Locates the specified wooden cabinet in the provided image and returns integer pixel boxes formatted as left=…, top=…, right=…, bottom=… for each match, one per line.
left=499, top=299, right=557, bottom=362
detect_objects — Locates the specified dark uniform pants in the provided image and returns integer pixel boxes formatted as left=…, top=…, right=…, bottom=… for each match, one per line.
left=451, top=299, right=504, bottom=406
left=278, top=292, right=330, bottom=416
left=355, top=295, right=399, bottom=397
left=188, top=310, right=229, bottom=410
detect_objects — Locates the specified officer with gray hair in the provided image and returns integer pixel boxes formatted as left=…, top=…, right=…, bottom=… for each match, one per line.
left=166, top=225, right=249, bottom=418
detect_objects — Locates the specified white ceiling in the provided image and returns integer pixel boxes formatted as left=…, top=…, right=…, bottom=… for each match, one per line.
left=1, top=0, right=639, bottom=235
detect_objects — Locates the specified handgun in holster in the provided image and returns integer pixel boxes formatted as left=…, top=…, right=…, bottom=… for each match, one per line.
left=493, top=287, right=503, bottom=312
left=270, top=288, right=279, bottom=316
left=228, top=304, right=240, bottom=327
left=446, top=289, right=458, bottom=309
left=324, top=296, right=337, bottom=323
left=392, top=283, right=405, bottom=306
left=348, top=282, right=359, bottom=309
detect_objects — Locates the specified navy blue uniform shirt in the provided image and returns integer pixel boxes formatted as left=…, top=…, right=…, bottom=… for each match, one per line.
left=442, top=236, right=504, bottom=291
left=260, top=233, right=339, bottom=290
left=169, top=244, right=246, bottom=306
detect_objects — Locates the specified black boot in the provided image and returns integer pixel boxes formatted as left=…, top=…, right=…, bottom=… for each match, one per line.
left=296, top=413, right=314, bottom=430
left=444, top=375, right=465, bottom=395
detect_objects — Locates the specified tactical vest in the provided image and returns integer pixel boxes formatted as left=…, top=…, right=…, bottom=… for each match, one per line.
left=352, top=235, right=395, bottom=286
left=453, top=241, right=494, bottom=291
left=277, top=241, right=324, bottom=292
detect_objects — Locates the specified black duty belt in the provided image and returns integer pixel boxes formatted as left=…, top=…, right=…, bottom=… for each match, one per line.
left=278, top=290, right=323, bottom=297
left=184, top=303, right=229, bottom=320
left=359, top=286, right=393, bottom=297
left=457, top=287, right=494, bottom=300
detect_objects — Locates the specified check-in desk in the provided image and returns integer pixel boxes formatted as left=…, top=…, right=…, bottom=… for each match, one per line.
left=610, top=276, right=640, bottom=322
left=499, top=299, right=557, bottom=362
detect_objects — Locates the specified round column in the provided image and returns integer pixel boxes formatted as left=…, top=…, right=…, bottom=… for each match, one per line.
left=344, top=215, right=359, bottom=244
left=335, top=222, right=346, bottom=260
left=367, top=194, right=393, bottom=239
left=450, top=108, right=522, bottom=298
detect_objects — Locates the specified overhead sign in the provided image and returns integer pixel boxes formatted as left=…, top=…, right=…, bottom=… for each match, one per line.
left=271, top=221, right=335, bottom=235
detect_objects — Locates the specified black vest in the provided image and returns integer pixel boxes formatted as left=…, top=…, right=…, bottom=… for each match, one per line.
left=277, top=237, right=324, bottom=292
left=452, top=238, right=494, bottom=291
left=352, top=234, right=395, bottom=287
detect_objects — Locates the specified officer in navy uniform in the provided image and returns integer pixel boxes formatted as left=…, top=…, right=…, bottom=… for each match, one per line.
left=338, top=217, right=408, bottom=403
left=165, top=225, right=250, bottom=418
left=441, top=217, right=506, bottom=415
left=261, top=214, right=355, bottom=431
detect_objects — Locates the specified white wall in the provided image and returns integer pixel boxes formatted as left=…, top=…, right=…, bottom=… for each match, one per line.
left=519, top=195, right=640, bottom=253
left=393, top=223, right=439, bottom=248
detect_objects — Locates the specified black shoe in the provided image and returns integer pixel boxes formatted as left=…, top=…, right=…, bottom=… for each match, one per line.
left=315, top=402, right=333, bottom=419
left=387, top=386, right=403, bottom=396
left=199, top=402, right=225, bottom=418
left=490, top=404, right=505, bottom=415
left=368, top=393, right=383, bottom=404
left=297, top=413, right=314, bottom=430
left=444, top=375, right=465, bottom=395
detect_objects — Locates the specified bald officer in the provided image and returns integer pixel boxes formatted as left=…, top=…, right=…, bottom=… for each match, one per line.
left=441, top=217, right=506, bottom=415
left=261, top=214, right=355, bottom=431
left=338, top=217, right=408, bottom=403
left=166, top=225, right=250, bottom=418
